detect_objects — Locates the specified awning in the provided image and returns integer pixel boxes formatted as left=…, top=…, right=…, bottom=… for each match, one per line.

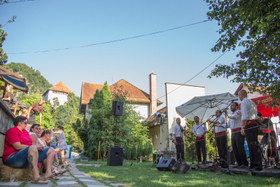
left=0, top=66, right=29, bottom=93
left=251, top=95, right=279, bottom=118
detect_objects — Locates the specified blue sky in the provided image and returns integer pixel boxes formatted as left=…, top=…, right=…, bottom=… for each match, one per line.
left=1, top=0, right=241, bottom=105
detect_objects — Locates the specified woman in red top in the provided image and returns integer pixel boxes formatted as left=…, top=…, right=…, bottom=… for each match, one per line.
left=3, top=116, right=58, bottom=184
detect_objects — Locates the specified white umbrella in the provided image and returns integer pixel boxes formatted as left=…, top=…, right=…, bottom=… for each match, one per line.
left=176, top=92, right=238, bottom=121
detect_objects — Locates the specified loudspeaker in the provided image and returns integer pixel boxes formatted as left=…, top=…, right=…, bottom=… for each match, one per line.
left=107, top=145, right=123, bottom=166
left=171, top=158, right=190, bottom=174
left=112, top=101, right=123, bottom=116
left=156, top=158, right=176, bottom=171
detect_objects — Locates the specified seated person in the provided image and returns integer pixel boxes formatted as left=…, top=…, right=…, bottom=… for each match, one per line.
left=29, top=124, right=45, bottom=147
left=3, top=116, right=58, bottom=184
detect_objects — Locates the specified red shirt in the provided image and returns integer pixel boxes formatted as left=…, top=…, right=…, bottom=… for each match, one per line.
left=3, top=126, right=33, bottom=162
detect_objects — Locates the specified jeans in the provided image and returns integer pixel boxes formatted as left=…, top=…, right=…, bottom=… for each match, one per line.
left=4, top=146, right=50, bottom=168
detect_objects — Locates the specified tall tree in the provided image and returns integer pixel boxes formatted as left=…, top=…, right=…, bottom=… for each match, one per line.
left=79, top=82, right=150, bottom=160
left=0, top=29, right=8, bottom=65
left=206, top=0, right=280, bottom=104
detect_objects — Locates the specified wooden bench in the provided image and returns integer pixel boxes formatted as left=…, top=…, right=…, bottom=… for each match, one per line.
left=138, top=156, right=152, bottom=163
left=0, top=164, right=33, bottom=181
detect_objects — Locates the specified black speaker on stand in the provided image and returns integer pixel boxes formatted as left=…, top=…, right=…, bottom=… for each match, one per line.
left=107, top=101, right=124, bottom=166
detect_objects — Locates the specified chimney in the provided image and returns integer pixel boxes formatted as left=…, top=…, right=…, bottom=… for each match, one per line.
left=149, top=73, right=157, bottom=116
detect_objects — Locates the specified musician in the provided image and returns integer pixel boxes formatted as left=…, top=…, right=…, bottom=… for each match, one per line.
left=172, top=118, right=186, bottom=160
left=209, top=110, right=228, bottom=164
left=219, top=102, right=248, bottom=168
left=257, top=112, right=279, bottom=165
left=191, top=116, right=208, bottom=164
left=238, top=90, right=262, bottom=171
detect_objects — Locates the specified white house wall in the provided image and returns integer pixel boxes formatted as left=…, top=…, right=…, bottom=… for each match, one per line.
left=165, top=83, right=205, bottom=150
left=133, top=104, right=149, bottom=121
left=45, top=91, right=68, bottom=106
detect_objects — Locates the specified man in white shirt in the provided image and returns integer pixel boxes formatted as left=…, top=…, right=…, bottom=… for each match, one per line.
left=218, top=102, right=249, bottom=168
left=191, top=116, right=208, bottom=163
left=173, top=118, right=186, bottom=160
left=209, top=110, right=228, bottom=164
left=238, top=90, right=262, bottom=171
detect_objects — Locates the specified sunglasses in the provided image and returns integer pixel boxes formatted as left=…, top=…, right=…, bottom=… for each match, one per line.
left=21, top=121, right=27, bottom=124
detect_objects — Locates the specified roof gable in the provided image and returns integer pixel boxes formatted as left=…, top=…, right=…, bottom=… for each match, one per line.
left=80, top=79, right=162, bottom=105
left=48, top=81, right=72, bottom=93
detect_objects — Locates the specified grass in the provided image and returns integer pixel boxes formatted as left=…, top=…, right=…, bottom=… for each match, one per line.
left=75, top=159, right=280, bottom=187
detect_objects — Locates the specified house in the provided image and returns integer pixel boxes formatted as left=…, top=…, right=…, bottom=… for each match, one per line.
left=143, top=83, right=206, bottom=151
left=234, top=84, right=264, bottom=99
left=79, top=73, right=163, bottom=120
left=43, top=81, right=72, bottom=106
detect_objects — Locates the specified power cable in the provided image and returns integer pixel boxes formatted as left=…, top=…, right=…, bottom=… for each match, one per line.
left=156, top=51, right=227, bottom=101
left=8, top=19, right=211, bottom=54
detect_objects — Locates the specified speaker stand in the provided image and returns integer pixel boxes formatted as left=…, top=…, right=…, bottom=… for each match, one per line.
left=114, top=116, right=118, bottom=146
left=215, top=167, right=236, bottom=176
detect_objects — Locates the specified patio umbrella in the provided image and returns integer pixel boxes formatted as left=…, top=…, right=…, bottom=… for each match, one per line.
left=176, top=92, right=238, bottom=121
left=0, top=66, right=29, bottom=93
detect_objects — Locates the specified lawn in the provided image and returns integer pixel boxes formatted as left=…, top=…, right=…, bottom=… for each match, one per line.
left=75, top=159, right=280, bottom=187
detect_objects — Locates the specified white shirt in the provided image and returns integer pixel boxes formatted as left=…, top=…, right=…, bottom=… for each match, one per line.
left=214, top=116, right=226, bottom=133
left=223, top=109, right=242, bottom=130
left=192, top=123, right=208, bottom=136
left=29, top=132, right=44, bottom=147
left=241, top=97, right=257, bottom=121
left=172, top=124, right=183, bottom=138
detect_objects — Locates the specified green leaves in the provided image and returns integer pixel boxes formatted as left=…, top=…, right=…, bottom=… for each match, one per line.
left=207, top=0, right=280, bottom=103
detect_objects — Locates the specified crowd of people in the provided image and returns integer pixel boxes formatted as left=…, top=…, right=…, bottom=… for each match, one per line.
left=2, top=86, right=70, bottom=184
left=173, top=89, right=279, bottom=171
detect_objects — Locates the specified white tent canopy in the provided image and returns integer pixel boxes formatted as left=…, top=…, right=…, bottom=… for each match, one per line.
left=176, top=92, right=238, bottom=121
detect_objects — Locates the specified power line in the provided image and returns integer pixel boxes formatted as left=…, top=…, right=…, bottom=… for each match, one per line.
left=156, top=51, right=227, bottom=101
left=0, top=0, right=39, bottom=5
left=8, top=19, right=211, bottom=55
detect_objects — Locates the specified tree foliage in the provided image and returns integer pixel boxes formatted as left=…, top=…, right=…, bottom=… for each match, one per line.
left=75, top=82, right=151, bottom=160
left=0, top=29, right=8, bottom=65
left=3, top=62, right=53, bottom=97
left=19, top=94, right=54, bottom=130
left=206, top=0, right=280, bottom=104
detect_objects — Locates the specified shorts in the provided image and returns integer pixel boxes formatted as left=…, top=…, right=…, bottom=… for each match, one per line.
left=4, top=146, right=50, bottom=168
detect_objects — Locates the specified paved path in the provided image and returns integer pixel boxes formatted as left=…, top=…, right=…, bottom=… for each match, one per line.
left=0, top=159, right=123, bottom=187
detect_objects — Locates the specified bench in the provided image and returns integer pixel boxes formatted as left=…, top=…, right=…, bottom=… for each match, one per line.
left=0, top=164, right=33, bottom=181
left=138, top=156, right=152, bottom=163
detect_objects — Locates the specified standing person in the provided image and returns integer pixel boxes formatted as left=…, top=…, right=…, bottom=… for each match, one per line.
left=218, top=102, right=249, bottom=168
left=51, top=126, right=69, bottom=167
left=238, top=90, right=262, bottom=171
left=172, top=118, right=186, bottom=160
left=257, top=112, right=279, bottom=165
left=2, top=85, right=13, bottom=109
left=209, top=110, right=228, bottom=163
left=191, top=116, right=208, bottom=164
left=27, top=99, right=45, bottom=127
left=49, top=129, right=57, bottom=150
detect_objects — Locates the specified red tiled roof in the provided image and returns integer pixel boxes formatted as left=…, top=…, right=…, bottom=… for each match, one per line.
left=80, top=79, right=162, bottom=105
left=49, top=81, right=72, bottom=93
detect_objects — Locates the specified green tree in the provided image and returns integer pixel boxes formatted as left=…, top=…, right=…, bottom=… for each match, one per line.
left=0, top=29, right=8, bottom=65
left=80, top=82, right=151, bottom=160
left=19, top=94, right=54, bottom=130
left=206, top=0, right=280, bottom=104
left=51, top=93, right=83, bottom=147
